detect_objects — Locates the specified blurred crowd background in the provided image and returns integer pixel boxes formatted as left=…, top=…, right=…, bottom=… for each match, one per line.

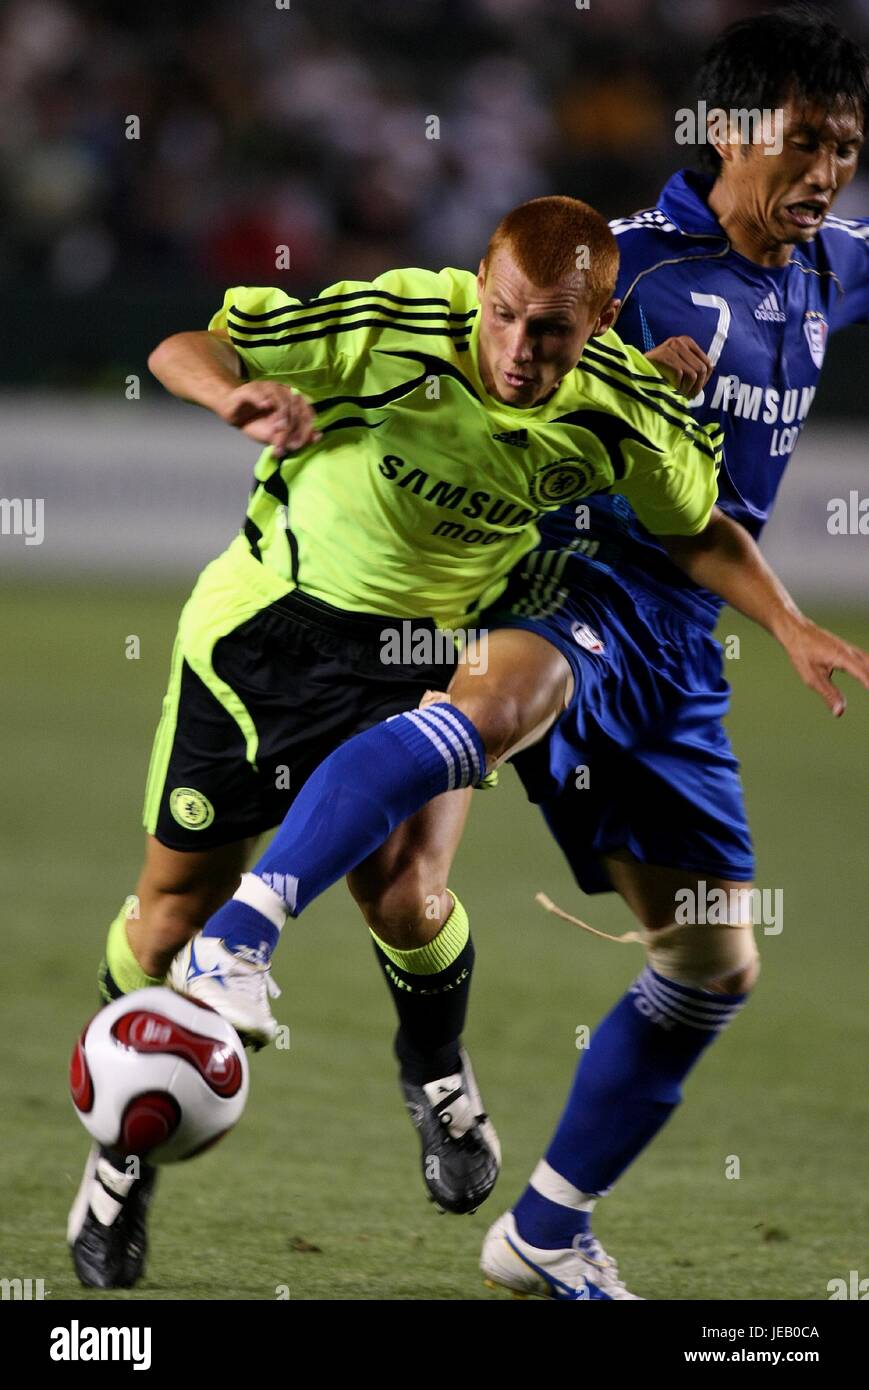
left=3, top=0, right=868, bottom=396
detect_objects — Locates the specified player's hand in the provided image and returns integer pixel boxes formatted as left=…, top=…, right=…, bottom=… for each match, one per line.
left=781, top=617, right=869, bottom=717
left=646, top=337, right=713, bottom=398
left=218, top=382, right=322, bottom=454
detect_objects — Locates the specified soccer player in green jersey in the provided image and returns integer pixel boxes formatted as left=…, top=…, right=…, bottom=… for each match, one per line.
left=71, top=195, right=730, bottom=1288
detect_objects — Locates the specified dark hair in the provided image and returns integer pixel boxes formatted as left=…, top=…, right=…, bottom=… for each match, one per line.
left=695, top=3, right=869, bottom=172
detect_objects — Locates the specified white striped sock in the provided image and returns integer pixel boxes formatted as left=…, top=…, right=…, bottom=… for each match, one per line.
left=403, top=709, right=459, bottom=789
left=528, top=1158, right=598, bottom=1212
left=631, top=966, right=745, bottom=1032
left=235, top=871, right=290, bottom=927
left=422, top=704, right=482, bottom=784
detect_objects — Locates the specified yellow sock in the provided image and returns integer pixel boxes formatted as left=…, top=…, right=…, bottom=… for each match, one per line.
left=370, top=892, right=469, bottom=975
left=98, top=905, right=164, bottom=1002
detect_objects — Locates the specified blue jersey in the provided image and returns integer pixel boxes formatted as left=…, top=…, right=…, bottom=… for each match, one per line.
left=543, top=169, right=869, bottom=627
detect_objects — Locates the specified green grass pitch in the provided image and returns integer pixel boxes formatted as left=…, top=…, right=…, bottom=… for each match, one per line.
left=1, top=583, right=867, bottom=1300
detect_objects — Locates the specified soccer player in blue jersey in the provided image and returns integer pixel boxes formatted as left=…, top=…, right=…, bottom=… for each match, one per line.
left=163, top=7, right=869, bottom=1298
left=478, top=5, right=869, bottom=1296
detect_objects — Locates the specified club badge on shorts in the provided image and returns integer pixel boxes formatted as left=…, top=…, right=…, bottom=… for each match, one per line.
left=169, top=787, right=215, bottom=830
left=572, top=621, right=605, bottom=653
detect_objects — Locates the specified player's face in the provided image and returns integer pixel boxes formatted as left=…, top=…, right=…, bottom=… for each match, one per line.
left=720, top=98, right=863, bottom=250
left=476, top=251, right=619, bottom=407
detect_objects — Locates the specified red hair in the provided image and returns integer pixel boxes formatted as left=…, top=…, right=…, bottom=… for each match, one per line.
left=485, top=196, right=618, bottom=310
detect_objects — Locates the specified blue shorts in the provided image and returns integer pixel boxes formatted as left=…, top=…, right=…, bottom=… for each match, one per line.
left=481, top=552, right=755, bottom=894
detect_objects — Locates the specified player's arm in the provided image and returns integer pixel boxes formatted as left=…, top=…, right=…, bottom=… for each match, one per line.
left=612, top=390, right=869, bottom=716
left=147, top=329, right=320, bottom=454
left=827, top=217, right=869, bottom=329
left=661, top=508, right=869, bottom=716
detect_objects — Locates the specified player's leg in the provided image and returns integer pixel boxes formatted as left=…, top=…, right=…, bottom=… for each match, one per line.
left=71, top=833, right=258, bottom=1289
left=71, top=551, right=307, bottom=1290
left=482, top=719, right=758, bottom=1298
left=484, top=855, right=758, bottom=1299
left=604, top=850, right=760, bottom=996
left=478, top=554, right=762, bottom=1295
left=200, top=627, right=573, bottom=949
left=347, top=789, right=500, bottom=1212
left=191, top=629, right=569, bottom=1211
left=102, top=833, right=257, bottom=993
left=186, top=628, right=570, bottom=1213
left=347, top=789, right=473, bottom=1087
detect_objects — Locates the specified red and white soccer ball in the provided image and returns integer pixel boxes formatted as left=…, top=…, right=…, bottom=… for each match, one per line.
left=69, top=987, right=250, bottom=1163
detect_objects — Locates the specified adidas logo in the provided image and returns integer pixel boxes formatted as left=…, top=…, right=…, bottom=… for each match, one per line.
left=754, top=290, right=786, bottom=323
left=492, top=428, right=529, bottom=447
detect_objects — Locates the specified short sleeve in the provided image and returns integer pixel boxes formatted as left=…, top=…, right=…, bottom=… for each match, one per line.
left=615, top=427, right=721, bottom=536
left=825, top=219, right=869, bottom=330
left=208, top=285, right=347, bottom=388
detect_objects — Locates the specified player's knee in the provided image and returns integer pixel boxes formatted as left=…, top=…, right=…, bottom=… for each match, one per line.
left=712, top=952, right=761, bottom=995
left=450, top=690, right=523, bottom=763
left=352, top=866, right=443, bottom=947
left=646, top=921, right=760, bottom=996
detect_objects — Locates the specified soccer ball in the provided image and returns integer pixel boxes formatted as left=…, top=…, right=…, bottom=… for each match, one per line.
left=69, top=987, right=249, bottom=1163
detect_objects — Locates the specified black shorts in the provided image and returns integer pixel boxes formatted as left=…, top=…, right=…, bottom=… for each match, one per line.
left=143, top=571, right=457, bottom=852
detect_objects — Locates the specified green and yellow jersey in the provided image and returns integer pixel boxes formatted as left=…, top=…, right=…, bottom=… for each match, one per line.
left=209, top=266, right=722, bottom=629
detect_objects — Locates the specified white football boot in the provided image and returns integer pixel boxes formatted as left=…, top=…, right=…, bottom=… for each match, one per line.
left=168, top=933, right=281, bottom=1050
left=481, top=1210, right=642, bottom=1300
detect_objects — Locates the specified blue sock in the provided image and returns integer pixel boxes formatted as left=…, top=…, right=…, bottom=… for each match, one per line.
left=198, top=896, right=281, bottom=965
left=514, top=965, right=749, bottom=1249
left=203, top=703, right=485, bottom=957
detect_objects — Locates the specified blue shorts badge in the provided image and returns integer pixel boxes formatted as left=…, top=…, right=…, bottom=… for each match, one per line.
left=572, top=621, right=605, bottom=653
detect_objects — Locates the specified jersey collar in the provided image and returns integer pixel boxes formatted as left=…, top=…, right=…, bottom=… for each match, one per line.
left=658, top=169, right=729, bottom=242
left=659, top=167, right=799, bottom=277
